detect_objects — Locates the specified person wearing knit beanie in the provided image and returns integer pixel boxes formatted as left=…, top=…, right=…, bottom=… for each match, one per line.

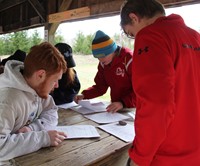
left=92, top=30, right=118, bottom=58
left=74, top=30, right=136, bottom=113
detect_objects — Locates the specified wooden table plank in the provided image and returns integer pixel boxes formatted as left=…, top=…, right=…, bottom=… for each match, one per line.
left=14, top=108, right=133, bottom=166
left=58, top=108, right=88, bottom=125
left=24, top=137, right=129, bottom=166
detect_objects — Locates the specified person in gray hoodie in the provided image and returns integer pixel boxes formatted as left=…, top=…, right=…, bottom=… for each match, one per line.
left=0, top=42, right=67, bottom=165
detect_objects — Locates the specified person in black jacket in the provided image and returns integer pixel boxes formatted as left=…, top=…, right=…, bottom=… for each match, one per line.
left=0, top=49, right=26, bottom=66
left=0, top=49, right=26, bottom=74
left=51, top=43, right=81, bottom=105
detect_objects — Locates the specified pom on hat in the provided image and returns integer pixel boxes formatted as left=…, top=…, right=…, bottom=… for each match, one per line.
left=92, top=30, right=117, bottom=58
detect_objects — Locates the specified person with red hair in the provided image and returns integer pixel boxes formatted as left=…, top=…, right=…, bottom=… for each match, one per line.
left=0, top=42, right=67, bottom=164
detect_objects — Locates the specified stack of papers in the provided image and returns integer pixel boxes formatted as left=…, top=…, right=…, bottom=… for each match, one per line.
left=57, top=101, right=78, bottom=109
left=78, top=100, right=107, bottom=111
left=72, top=100, right=108, bottom=114
left=56, top=125, right=100, bottom=139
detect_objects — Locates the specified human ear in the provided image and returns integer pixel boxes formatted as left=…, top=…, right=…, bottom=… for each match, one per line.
left=129, top=13, right=139, bottom=23
left=36, top=69, right=46, bottom=81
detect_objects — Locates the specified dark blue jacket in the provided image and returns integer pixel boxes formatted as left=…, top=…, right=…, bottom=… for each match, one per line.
left=51, top=69, right=80, bottom=105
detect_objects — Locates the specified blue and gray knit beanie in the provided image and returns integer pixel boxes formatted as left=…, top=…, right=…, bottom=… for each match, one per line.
left=92, top=30, right=117, bottom=58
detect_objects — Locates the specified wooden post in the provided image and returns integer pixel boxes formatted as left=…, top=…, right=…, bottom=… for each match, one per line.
left=44, top=0, right=73, bottom=44
left=44, top=23, right=56, bottom=44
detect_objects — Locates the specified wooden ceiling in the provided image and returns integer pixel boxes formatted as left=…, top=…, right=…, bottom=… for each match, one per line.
left=0, top=0, right=199, bottom=36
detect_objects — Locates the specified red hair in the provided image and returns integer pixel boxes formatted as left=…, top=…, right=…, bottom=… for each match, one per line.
left=24, top=42, right=67, bottom=78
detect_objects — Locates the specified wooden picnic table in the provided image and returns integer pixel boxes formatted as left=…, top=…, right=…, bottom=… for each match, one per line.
left=13, top=108, right=133, bottom=166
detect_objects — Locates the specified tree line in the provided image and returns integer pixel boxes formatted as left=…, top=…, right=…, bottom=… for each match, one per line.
left=0, top=30, right=134, bottom=56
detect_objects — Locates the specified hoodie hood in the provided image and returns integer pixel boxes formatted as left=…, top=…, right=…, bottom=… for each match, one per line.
left=0, top=60, right=36, bottom=94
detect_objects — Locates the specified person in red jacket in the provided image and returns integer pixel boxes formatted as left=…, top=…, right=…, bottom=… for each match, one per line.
left=74, top=30, right=136, bottom=112
left=120, top=0, right=200, bottom=166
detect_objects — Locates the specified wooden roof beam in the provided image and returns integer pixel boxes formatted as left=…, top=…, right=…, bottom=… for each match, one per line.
left=160, top=0, right=200, bottom=7
left=0, top=0, right=26, bottom=12
left=46, top=0, right=73, bottom=43
left=48, top=0, right=124, bottom=23
left=28, top=0, right=46, bottom=22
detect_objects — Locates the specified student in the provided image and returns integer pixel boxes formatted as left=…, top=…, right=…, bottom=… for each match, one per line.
left=120, top=0, right=200, bottom=165
left=74, top=30, right=136, bottom=113
left=51, top=43, right=81, bottom=105
left=0, top=49, right=26, bottom=74
left=0, top=42, right=67, bottom=164
left=0, top=49, right=26, bottom=66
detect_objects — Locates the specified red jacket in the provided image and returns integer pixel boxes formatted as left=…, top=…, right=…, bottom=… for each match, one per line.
left=82, top=47, right=136, bottom=108
left=130, top=14, right=200, bottom=165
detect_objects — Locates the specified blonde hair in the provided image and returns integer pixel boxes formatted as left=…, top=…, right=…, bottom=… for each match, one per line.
left=65, top=68, right=75, bottom=85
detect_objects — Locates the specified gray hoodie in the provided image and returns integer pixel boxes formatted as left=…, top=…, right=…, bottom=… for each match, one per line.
left=0, top=60, right=58, bottom=162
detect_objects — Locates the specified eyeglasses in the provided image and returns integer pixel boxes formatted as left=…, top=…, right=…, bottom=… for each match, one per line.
left=121, top=32, right=135, bottom=39
left=126, top=33, right=135, bottom=39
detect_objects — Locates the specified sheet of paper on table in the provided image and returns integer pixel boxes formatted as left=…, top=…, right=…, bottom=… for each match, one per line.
left=71, top=99, right=108, bottom=114
left=79, top=99, right=107, bottom=111
left=56, top=125, right=100, bottom=139
left=57, top=101, right=78, bottom=109
left=98, top=122, right=135, bottom=142
left=71, top=105, right=100, bottom=115
left=84, top=112, right=130, bottom=124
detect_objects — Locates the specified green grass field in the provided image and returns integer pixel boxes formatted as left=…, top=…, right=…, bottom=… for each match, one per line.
left=74, top=54, right=110, bottom=101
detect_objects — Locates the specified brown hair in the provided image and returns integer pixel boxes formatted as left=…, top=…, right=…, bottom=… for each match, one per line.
left=120, top=0, right=165, bottom=27
left=24, top=42, right=67, bottom=78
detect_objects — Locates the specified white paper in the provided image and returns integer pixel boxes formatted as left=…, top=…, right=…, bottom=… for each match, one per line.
left=72, top=99, right=109, bottom=114
left=71, top=105, right=101, bottom=115
left=84, top=112, right=130, bottom=124
left=56, top=125, right=100, bottom=139
left=78, top=99, right=107, bottom=112
left=57, top=101, right=78, bottom=109
left=98, top=123, right=135, bottom=142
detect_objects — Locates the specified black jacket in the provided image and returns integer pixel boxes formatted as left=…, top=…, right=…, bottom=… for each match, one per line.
left=51, top=69, right=81, bottom=105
